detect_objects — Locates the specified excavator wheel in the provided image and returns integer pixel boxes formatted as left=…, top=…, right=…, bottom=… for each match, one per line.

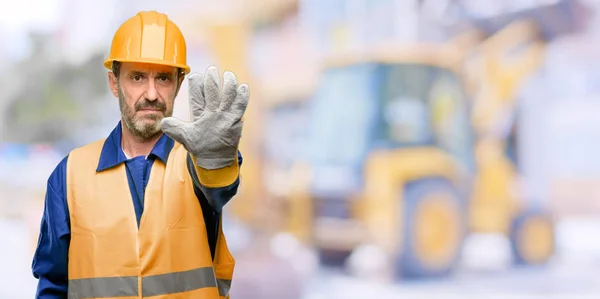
left=397, top=178, right=466, bottom=279
left=509, top=209, right=555, bottom=266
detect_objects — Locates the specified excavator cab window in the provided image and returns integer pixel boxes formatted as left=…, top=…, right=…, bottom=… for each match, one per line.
left=378, top=63, right=475, bottom=170
left=309, top=62, right=474, bottom=171
left=377, top=64, right=433, bottom=146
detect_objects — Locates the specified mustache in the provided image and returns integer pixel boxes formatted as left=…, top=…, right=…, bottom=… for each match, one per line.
left=135, top=100, right=166, bottom=112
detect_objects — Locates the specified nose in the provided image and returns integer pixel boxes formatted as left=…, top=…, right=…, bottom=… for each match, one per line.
left=146, top=78, right=158, bottom=101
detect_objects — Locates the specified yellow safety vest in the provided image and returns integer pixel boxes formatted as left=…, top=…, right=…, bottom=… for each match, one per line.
left=65, top=139, right=235, bottom=298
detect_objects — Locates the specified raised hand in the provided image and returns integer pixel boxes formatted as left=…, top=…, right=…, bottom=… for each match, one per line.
left=161, top=66, right=249, bottom=170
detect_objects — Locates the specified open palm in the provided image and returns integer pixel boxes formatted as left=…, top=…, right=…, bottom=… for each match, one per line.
left=161, top=66, right=249, bottom=170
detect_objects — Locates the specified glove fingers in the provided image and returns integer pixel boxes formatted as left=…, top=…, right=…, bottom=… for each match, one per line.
left=188, top=72, right=205, bottom=121
left=219, top=71, right=238, bottom=111
left=160, top=117, right=190, bottom=146
left=204, top=66, right=221, bottom=111
left=230, top=84, right=250, bottom=119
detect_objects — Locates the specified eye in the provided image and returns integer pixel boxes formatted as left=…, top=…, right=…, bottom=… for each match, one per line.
left=158, top=75, right=171, bottom=82
left=132, top=75, right=143, bottom=82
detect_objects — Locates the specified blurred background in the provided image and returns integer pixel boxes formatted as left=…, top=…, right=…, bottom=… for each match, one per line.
left=1, top=0, right=600, bottom=298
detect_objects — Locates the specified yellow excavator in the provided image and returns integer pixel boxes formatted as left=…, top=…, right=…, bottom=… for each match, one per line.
left=291, top=38, right=486, bottom=278
left=285, top=1, right=586, bottom=278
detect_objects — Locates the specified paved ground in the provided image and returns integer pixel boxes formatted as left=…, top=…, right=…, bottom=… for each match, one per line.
left=300, top=219, right=600, bottom=299
left=301, top=265, right=600, bottom=299
left=3, top=217, right=600, bottom=299
left=0, top=218, right=38, bottom=298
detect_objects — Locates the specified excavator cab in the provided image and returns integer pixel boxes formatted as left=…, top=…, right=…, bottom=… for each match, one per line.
left=309, top=59, right=474, bottom=180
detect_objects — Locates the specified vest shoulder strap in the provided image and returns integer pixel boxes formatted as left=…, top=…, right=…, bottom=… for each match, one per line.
left=67, top=138, right=107, bottom=180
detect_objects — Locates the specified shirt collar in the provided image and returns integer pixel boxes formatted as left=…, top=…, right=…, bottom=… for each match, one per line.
left=96, top=121, right=174, bottom=172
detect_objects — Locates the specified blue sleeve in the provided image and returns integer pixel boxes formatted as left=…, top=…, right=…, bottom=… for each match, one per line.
left=32, top=156, right=70, bottom=299
left=188, top=151, right=243, bottom=212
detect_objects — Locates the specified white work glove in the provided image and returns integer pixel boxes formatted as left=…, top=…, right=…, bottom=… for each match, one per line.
left=160, top=66, right=249, bottom=170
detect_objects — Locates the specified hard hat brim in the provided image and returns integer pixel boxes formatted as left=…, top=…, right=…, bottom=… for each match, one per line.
left=104, top=58, right=191, bottom=75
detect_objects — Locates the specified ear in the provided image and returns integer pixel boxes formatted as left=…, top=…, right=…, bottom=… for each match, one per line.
left=108, top=72, right=119, bottom=98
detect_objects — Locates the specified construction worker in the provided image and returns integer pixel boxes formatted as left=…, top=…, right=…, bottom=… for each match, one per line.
left=31, top=11, right=249, bottom=299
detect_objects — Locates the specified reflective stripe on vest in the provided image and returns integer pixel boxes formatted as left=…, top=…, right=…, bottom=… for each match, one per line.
left=68, top=267, right=232, bottom=298
left=68, top=268, right=232, bottom=298
left=217, top=278, right=232, bottom=298
left=68, top=276, right=137, bottom=298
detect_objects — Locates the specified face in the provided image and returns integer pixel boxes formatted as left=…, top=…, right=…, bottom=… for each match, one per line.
left=108, top=62, right=183, bottom=140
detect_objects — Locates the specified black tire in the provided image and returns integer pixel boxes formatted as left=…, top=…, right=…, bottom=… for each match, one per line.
left=509, top=209, right=555, bottom=266
left=398, top=178, right=466, bottom=279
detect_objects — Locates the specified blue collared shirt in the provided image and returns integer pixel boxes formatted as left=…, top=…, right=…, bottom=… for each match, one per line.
left=31, top=122, right=242, bottom=299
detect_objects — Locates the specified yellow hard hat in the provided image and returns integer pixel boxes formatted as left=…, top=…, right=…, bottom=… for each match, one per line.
left=104, top=11, right=190, bottom=74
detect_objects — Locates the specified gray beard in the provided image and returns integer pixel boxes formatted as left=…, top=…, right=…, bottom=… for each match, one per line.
left=118, top=86, right=166, bottom=140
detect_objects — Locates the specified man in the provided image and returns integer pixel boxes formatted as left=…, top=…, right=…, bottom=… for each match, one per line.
left=31, top=11, right=249, bottom=299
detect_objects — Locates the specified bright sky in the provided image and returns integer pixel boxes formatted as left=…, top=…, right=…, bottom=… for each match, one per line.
left=0, top=0, right=61, bottom=29
left=0, top=0, right=188, bottom=63
left=0, top=0, right=63, bottom=59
